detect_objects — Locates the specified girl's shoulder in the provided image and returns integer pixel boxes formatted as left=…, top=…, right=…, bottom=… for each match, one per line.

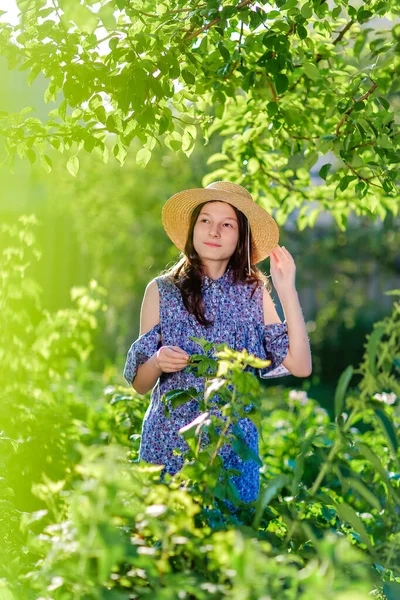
left=154, top=273, right=181, bottom=296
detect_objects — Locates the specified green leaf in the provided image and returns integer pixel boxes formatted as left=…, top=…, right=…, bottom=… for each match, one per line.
left=375, top=408, right=399, bottom=455
left=93, top=105, right=107, bottom=125
left=247, top=157, right=260, bottom=174
left=252, top=474, right=289, bottom=529
left=136, top=147, right=151, bottom=168
left=291, top=429, right=316, bottom=496
left=377, top=96, right=390, bottom=110
left=383, top=583, right=400, bottom=600
left=377, top=134, right=392, bottom=149
left=339, top=175, right=357, bottom=192
left=357, top=9, right=373, bottom=23
left=266, top=10, right=280, bottom=18
left=343, top=477, right=382, bottom=511
left=274, top=73, right=289, bottom=94
left=366, top=326, right=385, bottom=376
left=28, top=65, right=41, bottom=86
left=357, top=442, right=400, bottom=503
left=63, top=3, right=98, bottom=34
left=287, top=153, right=304, bottom=172
left=158, top=113, right=170, bottom=136
left=106, top=114, right=122, bottom=133
left=58, top=99, right=67, bottom=121
left=40, top=154, right=52, bottom=174
left=334, top=365, right=353, bottom=419
left=181, top=69, right=195, bottom=85
left=20, top=106, right=35, bottom=116
left=164, top=387, right=198, bottom=412
left=217, top=42, right=230, bottom=62
left=67, top=155, right=79, bottom=177
left=98, top=4, right=116, bottom=29
left=267, top=101, right=278, bottom=115
left=297, top=24, right=307, bottom=39
left=280, top=0, right=297, bottom=10
left=301, top=3, right=313, bottom=18
left=319, top=163, right=332, bottom=180
left=304, top=151, right=318, bottom=170
left=231, top=436, right=263, bottom=467
left=113, top=142, right=127, bottom=166
left=26, top=149, right=36, bottom=164
left=334, top=502, right=374, bottom=551
left=303, top=61, right=320, bottom=81
left=206, top=153, right=229, bottom=165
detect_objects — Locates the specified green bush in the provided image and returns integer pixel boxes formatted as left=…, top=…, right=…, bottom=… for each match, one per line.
left=1, top=217, right=399, bottom=599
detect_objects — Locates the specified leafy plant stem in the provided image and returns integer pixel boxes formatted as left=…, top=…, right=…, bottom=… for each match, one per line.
left=310, top=437, right=342, bottom=497
left=209, top=386, right=236, bottom=465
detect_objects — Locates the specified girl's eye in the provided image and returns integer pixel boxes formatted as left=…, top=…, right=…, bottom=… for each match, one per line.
left=199, top=218, right=234, bottom=227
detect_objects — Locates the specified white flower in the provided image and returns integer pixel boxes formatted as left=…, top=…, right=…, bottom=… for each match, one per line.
left=289, top=390, right=308, bottom=405
left=47, top=576, right=64, bottom=591
left=373, top=392, right=397, bottom=405
left=104, top=385, right=115, bottom=395
left=145, top=504, right=167, bottom=517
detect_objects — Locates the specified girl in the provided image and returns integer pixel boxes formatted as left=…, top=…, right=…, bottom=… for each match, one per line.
left=124, top=181, right=312, bottom=504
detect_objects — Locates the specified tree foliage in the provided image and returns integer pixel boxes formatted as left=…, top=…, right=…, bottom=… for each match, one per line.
left=0, top=0, right=399, bottom=229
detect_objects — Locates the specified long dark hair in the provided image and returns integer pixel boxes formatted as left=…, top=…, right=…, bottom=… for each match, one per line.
left=162, top=201, right=271, bottom=327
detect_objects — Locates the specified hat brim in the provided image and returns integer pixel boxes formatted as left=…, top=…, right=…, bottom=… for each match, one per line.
left=162, top=188, right=279, bottom=264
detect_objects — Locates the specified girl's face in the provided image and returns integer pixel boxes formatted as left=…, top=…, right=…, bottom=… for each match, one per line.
left=193, top=201, right=239, bottom=263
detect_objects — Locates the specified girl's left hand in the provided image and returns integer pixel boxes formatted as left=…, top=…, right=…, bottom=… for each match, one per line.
left=269, top=245, right=296, bottom=293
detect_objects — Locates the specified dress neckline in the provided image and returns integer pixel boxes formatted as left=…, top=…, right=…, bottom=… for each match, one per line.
left=201, top=265, right=233, bottom=293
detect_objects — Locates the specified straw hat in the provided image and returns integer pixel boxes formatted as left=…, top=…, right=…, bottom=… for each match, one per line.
left=161, top=181, right=279, bottom=264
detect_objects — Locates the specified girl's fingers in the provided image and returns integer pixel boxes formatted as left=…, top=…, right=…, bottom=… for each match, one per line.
left=275, top=246, right=286, bottom=257
left=161, top=361, right=188, bottom=371
left=162, top=361, right=188, bottom=370
left=164, top=352, right=189, bottom=362
left=272, top=246, right=291, bottom=262
left=164, top=348, right=189, bottom=359
left=281, top=246, right=292, bottom=258
left=164, top=364, right=189, bottom=372
left=170, top=346, right=190, bottom=356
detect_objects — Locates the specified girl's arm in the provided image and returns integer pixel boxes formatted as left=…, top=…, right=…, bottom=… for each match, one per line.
left=278, top=287, right=312, bottom=377
left=130, top=280, right=190, bottom=395
left=267, top=246, right=312, bottom=378
left=131, top=280, right=163, bottom=395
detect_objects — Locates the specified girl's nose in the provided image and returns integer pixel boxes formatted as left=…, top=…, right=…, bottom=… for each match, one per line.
left=209, top=225, right=220, bottom=237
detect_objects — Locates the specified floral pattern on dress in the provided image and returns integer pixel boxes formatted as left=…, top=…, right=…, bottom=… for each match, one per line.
left=123, top=267, right=290, bottom=503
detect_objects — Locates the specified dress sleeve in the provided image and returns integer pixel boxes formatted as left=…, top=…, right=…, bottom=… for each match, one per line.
left=123, top=323, right=162, bottom=385
left=257, top=321, right=291, bottom=379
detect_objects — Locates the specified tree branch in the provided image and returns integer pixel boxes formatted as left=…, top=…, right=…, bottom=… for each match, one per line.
left=223, top=20, right=244, bottom=80
left=258, top=162, right=307, bottom=197
left=183, top=0, right=254, bottom=41
left=336, top=80, right=378, bottom=136
left=332, top=20, right=355, bottom=45
left=344, top=161, right=384, bottom=189
left=290, top=20, right=356, bottom=91
left=127, top=3, right=207, bottom=19
left=350, top=141, right=376, bottom=151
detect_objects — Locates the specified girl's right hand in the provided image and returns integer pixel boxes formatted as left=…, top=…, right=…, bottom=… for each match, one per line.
left=154, top=346, right=190, bottom=373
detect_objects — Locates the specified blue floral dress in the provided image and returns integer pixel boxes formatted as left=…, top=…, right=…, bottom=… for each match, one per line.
left=123, top=267, right=290, bottom=503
